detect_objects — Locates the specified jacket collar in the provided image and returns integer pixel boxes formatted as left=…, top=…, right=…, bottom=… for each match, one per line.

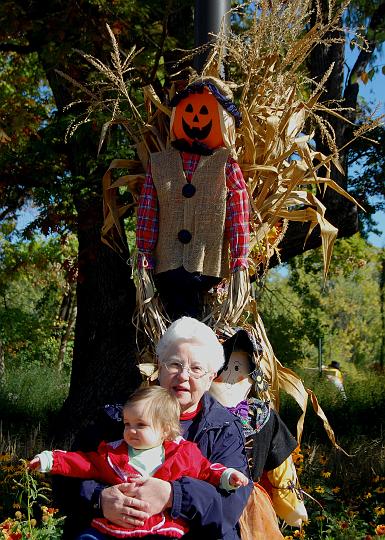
left=198, top=392, right=235, bottom=429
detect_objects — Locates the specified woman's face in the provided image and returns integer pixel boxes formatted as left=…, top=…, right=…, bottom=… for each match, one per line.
left=158, top=341, right=216, bottom=413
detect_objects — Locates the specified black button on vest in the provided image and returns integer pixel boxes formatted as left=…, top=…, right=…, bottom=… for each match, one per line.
left=178, top=229, right=192, bottom=244
left=182, top=183, right=196, bottom=198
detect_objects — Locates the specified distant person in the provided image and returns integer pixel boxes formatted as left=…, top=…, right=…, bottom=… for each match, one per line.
left=29, top=386, right=249, bottom=539
left=325, top=361, right=346, bottom=398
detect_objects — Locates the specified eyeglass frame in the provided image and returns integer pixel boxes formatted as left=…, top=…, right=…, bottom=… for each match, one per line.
left=161, top=360, right=210, bottom=379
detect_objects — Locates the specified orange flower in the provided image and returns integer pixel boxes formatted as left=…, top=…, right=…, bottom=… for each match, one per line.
left=9, top=533, right=22, bottom=540
left=319, top=455, right=327, bottom=465
left=292, top=446, right=304, bottom=465
left=375, top=524, right=385, bottom=535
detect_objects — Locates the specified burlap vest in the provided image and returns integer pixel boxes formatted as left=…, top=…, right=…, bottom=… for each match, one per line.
left=151, top=147, right=230, bottom=277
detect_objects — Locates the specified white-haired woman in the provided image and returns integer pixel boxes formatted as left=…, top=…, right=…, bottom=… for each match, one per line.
left=68, top=317, right=251, bottom=540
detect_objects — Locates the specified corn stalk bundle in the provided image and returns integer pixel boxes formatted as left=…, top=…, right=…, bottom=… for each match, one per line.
left=200, top=0, right=370, bottom=279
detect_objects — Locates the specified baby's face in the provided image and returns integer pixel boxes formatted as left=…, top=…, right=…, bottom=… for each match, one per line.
left=123, top=401, right=164, bottom=450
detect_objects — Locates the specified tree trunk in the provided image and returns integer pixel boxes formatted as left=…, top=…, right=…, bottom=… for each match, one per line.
left=58, top=190, right=141, bottom=438
left=0, top=338, right=5, bottom=382
left=57, top=283, right=77, bottom=372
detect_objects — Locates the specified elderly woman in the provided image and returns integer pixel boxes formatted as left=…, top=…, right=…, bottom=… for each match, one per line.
left=60, top=317, right=252, bottom=540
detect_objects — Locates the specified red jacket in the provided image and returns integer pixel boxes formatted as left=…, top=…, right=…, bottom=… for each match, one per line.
left=50, top=437, right=227, bottom=538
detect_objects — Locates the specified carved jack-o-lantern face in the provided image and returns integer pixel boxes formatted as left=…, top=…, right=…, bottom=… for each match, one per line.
left=172, top=87, right=225, bottom=149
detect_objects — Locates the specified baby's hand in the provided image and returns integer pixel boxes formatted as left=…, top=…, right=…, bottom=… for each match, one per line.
left=28, top=457, right=41, bottom=470
left=229, top=471, right=249, bottom=487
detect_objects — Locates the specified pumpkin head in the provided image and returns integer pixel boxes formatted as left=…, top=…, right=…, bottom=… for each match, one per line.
left=171, top=87, right=225, bottom=149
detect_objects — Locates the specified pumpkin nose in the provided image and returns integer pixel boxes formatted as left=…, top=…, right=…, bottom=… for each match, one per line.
left=193, top=115, right=199, bottom=122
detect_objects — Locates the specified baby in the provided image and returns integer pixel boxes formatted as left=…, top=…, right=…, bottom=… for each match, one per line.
left=30, top=386, right=249, bottom=539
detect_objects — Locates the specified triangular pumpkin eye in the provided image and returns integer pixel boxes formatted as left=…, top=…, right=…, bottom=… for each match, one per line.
left=185, top=103, right=193, bottom=112
left=200, top=105, right=209, bottom=115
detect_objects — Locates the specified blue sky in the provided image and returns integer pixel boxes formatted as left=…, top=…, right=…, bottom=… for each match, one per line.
left=351, top=47, right=385, bottom=248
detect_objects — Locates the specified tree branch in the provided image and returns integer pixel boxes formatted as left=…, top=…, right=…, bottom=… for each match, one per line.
left=344, top=1, right=385, bottom=106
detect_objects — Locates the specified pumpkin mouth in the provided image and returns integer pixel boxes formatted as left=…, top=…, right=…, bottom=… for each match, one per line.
left=182, top=118, right=213, bottom=140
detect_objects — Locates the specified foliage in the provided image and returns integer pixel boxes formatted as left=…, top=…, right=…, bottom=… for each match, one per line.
left=0, top=221, right=77, bottom=372
left=259, top=234, right=382, bottom=370
left=0, top=364, right=69, bottom=429
left=348, top=124, right=385, bottom=237
left=0, top=455, right=64, bottom=539
left=286, top=438, right=385, bottom=539
left=0, top=0, right=194, bottom=227
left=279, top=368, right=385, bottom=442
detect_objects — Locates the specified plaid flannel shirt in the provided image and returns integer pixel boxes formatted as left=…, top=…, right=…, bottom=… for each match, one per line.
left=136, top=151, right=249, bottom=272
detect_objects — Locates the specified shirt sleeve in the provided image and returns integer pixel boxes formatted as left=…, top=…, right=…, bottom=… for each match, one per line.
left=136, top=161, right=159, bottom=270
left=50, top=449, right=104, bottom=479
left=225, top=157, right=250, bottom=272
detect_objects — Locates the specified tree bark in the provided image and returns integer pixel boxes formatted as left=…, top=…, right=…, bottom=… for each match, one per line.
left=0, top=338, right=5, bottom=382
left=57, top=283, right=77, bottom=372
left=58, top=190, right=141, bottom=437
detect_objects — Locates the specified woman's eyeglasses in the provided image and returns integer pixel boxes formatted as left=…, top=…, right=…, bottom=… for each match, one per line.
left=163, top=361, right=209, bottom=379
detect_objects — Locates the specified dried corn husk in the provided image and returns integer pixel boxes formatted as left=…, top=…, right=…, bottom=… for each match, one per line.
left=245, top=308, right=349, bottom=453
left=133, top=266, right=170, bottom=349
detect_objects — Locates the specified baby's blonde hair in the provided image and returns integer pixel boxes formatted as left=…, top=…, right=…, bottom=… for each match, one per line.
left=123, top=386, right=181, bottom=441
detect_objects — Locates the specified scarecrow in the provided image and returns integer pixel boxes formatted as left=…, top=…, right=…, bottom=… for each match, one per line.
left=136, top=77, right=250, bottom=321
left=210, top=329, right=307, bottom=535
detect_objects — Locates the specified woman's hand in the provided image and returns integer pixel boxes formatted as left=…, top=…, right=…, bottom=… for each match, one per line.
left=134, top=477, right=173, bottom=514
left=100, top=483, right=150, bottom=528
